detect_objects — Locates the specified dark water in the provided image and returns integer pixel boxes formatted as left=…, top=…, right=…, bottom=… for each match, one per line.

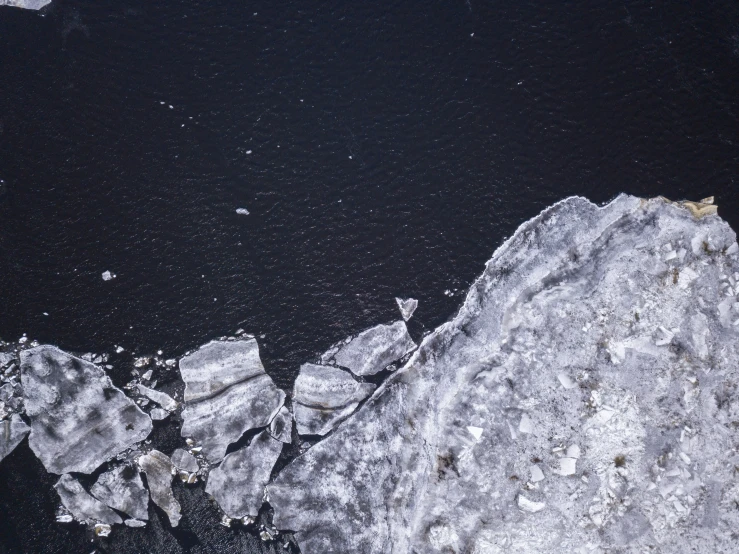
left=0, top=0, right=737, bottom=552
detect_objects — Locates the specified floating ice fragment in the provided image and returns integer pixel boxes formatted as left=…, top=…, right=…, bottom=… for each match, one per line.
left=141, top=369, right=153, bottom=381
left=333, top=321, right=416, bottom=376
left=101, top=271, right=115, bottom=281
left=395, top=297, right=418, bottom=321
left=205, top=430, right=283, bottom=519
left=56, top=514, right=73, bottom=523
left=517, top=494, right=546, bottom=513
left=236, top=208, right=250, bottom=215
left=150, top=408, right=168, bottom=421
left=171, top=448, right=199, bottom=473
left=124, top=519, right=146, bottom=528
left=0, top=414, right=30, bottom=462
left=137, top=384, right=177, bottom=412
left=54, top=474, right=122, bottom=525
left=138, top=450, right=181, bottom=527
left=20, top=346, right=152, bottom=474
left=0, top=1, right=54, bottom=11
left=90, top=465, right=149, bottom=521
left=94, top=523, right=112, bottom=537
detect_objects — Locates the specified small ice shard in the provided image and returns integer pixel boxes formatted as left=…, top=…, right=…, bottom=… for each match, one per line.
left=95, top=523, right=112, bottom=537
left=56, top=514, right=73, bottom=523
left=138, top=450, right=181, bottom=527
left=179, top=338, right=285, bottom=463
left=136, top=384, right=178, bottom=412
left=236, top=208, right=250, bottom=215
left=150, top=408, right=169, bottom=421
left=171, top=448, right=199, bottom=473
left=269, top=405, right=293, bottom=443
left=54, top=475, right=123, bottom=525
left=141, top=369, right=153, bottom=381
left=655, top=326, right=674, bottom=346
left=565, top=444, right=581, bottom=458
left=292, top=363, right=375, bottom=436
left=333, top=321, right=417, bottom=376
left=205, top=430, right=283, bottom=519
left=606, top=340, right=626, bottom=364
left=558, top=457, right=578, bottom=476
left=90, top=465, right=149, bottom=521
left=395, top=297, right=418, bottom=321
left=519, top=413, right=533, bottom=434
left=0, top=1, right=53, bottom=11
left=517, top=494, right=546, bottom=513
left=530, top=465, right=545, bottom=482
left=101, top=271, right=116, bottom=281
left=0, top=414, right=30, bottom=462
left=557, top=373, right=577, bottom=389
left=466, top=426, right=483, bottom=441
left=124, top=519, right=146, bottom=528
left=20, top=346, right=152, bottom=474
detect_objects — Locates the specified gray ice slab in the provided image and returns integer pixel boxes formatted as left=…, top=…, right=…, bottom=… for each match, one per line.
left=0, top=414, right=30, bottom=462
left=55, top=474, right=123, bottom=525
left=171, top=448, right=198, bottom=473
left=90, top=465, right=149, bottom=521
left=395, top=297, right=418, bottom=321
left=179, top=338, right=266, bottom=403
left=20, top=345, right=152, bottom=474
left=333, top=321, right=416, bottom=376
left=138, top=450, right=181, bottom=527
left=0, top=0, right=52, bottom=10
left=269, top=196, right=739, bottom=554
left=205, top=430, right=282, bottom=519
left=292, top=363, right=375, bottom=436
left=268, top=405, right=293, bottom=444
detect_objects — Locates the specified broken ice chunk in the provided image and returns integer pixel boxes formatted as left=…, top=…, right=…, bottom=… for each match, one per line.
left=205, top=430, right=283, bottom=519
left=236, top=208, right=250, bottom=215
left=90, top=465, right=149, bottom=521
left=293, top=363, right=375, bottom=436
left=124, top=519, right=147, bottom=528
left=530, top=465, right=545, bottom=482
left=269, top=405, right=293, bottom=443
left=519, top=414, right=533, bottom=434
left=150, top=408, right=169, bottom=421
left=54, top=474, right=123, bottom=525
left=466, top=426, right=483, bottom=441
left=171, top=448, right=199, bottom=473
left=136, top=384, right=178, bottom=412
left=395, top=297, right=419, bottom=321
left=333, top=321, right=417, bottom=376
left=517, top=494, right=546, bottom=513
left=102, top=271, right=116, bottom=281
left=179, top=338, right=266, bottom=403
left=678, top=267, right=699, bottom=290
left=566, top=444, right=581, bottom=458
left=558, top=457, right=577, bottom=476
left=655, top=326, right=674, bottom=346
left=557, top=373, right=577, bottom=389
left=0, top=414, right=30, bottom=462
left=138, top=450, right=181, bottom=527
left=179, top=338, right=285, bottom=463
left=20, top=346, right=152, bottom=474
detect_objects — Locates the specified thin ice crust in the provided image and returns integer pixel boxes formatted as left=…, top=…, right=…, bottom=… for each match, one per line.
left=269, top=196, right=739, bottom=554
left=20, top=346, right=152, bottom=474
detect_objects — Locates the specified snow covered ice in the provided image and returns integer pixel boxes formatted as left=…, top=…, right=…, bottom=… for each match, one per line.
left=332, top=320, right=416, bottom=376
left=179, top=338, right=285, bottom=463
left=20, top=345, right=152, bottom=474
left=269, top=195, right=739, bottom=554
left=292, top=363, right=375, bottom=436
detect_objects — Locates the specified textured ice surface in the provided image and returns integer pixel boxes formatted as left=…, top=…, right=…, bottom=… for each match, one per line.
left=269, top=405, right=293, bottom=443
left=0, top=0, right=52, bottom=9
left=0, top=414, right=30, bottom=462
left=180, top=338, right=285, bottom=463
left=292, top=363, right=375, bottom=436
left=205, top=430, right=282, bottom=519
left=90, top=465, right=149, bottom=521
left=333, top=320, right=416, bottom=376
left=138, top=450, right=181, bottom=527
left=395, top=297, right=418, bottom=321
left=55, top=474, right=123, bottom=525
left=269, top=196, right=739, bottom=554
left=20, top=345, right=152, bottom=474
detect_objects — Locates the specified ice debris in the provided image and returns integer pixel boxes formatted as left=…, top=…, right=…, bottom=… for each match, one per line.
left=90, top=465, right=149, bottom=521
left=136, top=384, right=178, bottom=412
left=236, top=208, right=250, bottom=215
left=205, top=430, right=283, bottom=519
left=171, top=448, right=199, bottom=473
left=138, top=450, right=181, bottom=527
left=101, top=271, right=116, bottom=281
left=292, top=363, right=375, bottom=436
left=268, top=195, right=739, bottom=554
left=20, top=346, right=152, bottom=474
left=54, top=474, right=122, bottom=525
left=0, top=414, right=30, bottom=462
left=179, top=338, right=285, bottom=463
left=395, top=297, right=418, bottom=321
left=333, top=320, right=416, bottom=376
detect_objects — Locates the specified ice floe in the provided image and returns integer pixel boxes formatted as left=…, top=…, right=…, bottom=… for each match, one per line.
left=0, top=0, right=52, bottom=10
left=90, top=465, right=149, bottom=521
left=205, top=430, right=283, bottom=519
left=20, top=345, right=152, bottom=474
left=395, top=297, right=418, bottom=321
left=0, top=414, right=30, bottom=462
left=332, top=320, right=416, bottom=376
left=138, top=450, right=181, bottom=527
left=292, top=363, right=375, bottom=436
left=55, top=474, right=122, bottom=525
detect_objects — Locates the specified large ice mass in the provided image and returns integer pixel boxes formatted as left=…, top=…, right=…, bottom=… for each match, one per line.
left=179, top=338, right=285, bottom=463
left=269, top=195, right=739, bottom=553
left=20, top=345, right=152, bottom=474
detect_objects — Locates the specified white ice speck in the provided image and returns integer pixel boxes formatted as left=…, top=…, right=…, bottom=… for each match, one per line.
left=236, top=208, right=250, bottom=215
left=102, top=271, right=116, bottom=281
